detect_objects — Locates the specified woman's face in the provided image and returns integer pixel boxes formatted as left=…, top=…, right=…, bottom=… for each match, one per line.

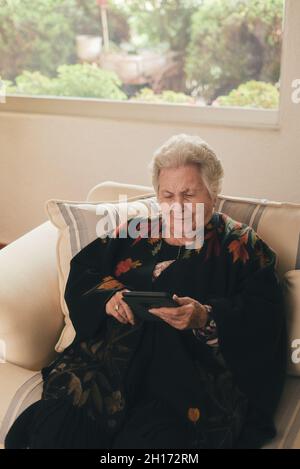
left=157, top=164, right=216, bottom=243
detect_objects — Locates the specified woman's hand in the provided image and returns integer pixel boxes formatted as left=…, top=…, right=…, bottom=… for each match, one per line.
left=149, top=294, right=208, bottom=330
left=105, top=289, right=135, bottom=326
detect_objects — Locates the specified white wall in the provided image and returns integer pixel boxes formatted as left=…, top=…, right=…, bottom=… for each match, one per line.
left=0, top=0, right=299, bottom=244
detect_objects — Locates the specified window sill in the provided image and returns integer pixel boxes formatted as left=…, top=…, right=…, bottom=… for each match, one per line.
left=0, top=95, right=280, bottom=130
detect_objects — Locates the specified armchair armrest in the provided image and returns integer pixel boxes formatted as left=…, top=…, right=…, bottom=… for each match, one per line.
left=284, top=270, right=300, bottom=376
left=0, top=221, right=64, bottom=371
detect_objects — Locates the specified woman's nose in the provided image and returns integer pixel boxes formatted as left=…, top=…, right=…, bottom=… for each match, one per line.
left=172, top=196, right=185, bottom=207
left=170, top=200, right=184, bottom=215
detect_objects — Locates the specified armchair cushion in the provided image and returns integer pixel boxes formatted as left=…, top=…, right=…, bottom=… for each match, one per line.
left=0, top=363, right=42, bottom=447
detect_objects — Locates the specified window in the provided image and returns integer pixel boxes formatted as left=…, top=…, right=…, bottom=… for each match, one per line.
left=0, top=0, right=284, bottom=111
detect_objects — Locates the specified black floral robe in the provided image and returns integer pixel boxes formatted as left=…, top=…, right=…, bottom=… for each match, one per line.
left=5, top=211, right=287, bottom=449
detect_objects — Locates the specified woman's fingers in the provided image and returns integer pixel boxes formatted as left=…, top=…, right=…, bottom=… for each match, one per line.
left=106, top=293, right=129, bottom=324
left=119, top=298, right=135, bottom=325
left=149, top=304, right=193, bottom=329
left=116, top=290, right=135, bottom=325
left=172, top=294, right=193, bottom=305
left=112, top=300, right=129, bottom=323
left=149, top=304, right=188, bottom=318
left=113, top=312, right=128, bottom=324
left=108, top=304, right=127, bottom=323
left=105, top=289, right=137, bottom=326
left=115, top=291, right=132, bottom=322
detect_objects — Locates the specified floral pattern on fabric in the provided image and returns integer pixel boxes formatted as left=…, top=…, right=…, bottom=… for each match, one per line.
left=114, top=258, right=142, bottom=277
left=222, top=213, right=276, bottom=267
left=83, top=275, right=125, bottom=296
left=152, top=259, right=176, bottom=280
left=41, top=318, right=143, bottom=435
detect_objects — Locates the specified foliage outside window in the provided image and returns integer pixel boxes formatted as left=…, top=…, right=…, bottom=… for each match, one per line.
left=0, top=0, right=284, bottom=109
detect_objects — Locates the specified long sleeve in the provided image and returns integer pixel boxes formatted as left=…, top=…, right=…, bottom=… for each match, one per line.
left=205, top=231, right=287, bottom=446
left=64, top=236, right=132, bottom=344
left=192, top=305, right=219, bottom=348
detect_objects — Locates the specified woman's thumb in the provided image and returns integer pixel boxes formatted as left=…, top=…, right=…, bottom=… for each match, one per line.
left=173, top=294, right=190, bottom=305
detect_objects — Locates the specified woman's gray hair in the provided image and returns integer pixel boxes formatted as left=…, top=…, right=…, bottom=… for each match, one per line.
left=148, top=133, right=224, bottom=200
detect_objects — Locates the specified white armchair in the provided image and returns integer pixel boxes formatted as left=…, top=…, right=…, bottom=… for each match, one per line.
left=1, top=181, right=300, bottom=449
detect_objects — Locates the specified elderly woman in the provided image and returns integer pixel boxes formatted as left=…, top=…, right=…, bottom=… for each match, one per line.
left=5, top=134, right=286, bottom=449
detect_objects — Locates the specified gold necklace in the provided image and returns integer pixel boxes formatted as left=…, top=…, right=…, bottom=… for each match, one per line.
left=161, top=238, right=182, bottom=260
